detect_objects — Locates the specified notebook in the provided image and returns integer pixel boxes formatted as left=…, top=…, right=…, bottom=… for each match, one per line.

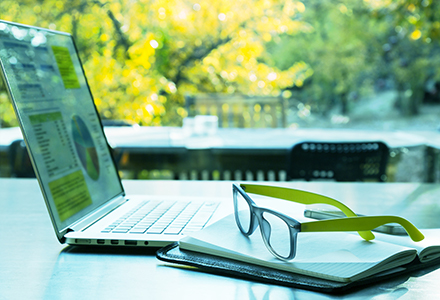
left=0, top=20, right=229, bottom=247
left=159, top=215, right=440, bottom=292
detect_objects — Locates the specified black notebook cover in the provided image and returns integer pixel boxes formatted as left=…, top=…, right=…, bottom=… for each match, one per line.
left=156, top=242, right=440, bottom=294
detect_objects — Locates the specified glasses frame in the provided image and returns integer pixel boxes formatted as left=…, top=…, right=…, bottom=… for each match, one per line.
left=233, top=184, right=301, bottom=260
left=232, top=183, right=424, bottom=261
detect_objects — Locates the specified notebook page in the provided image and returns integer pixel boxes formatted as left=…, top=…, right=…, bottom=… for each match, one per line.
left=180, top=214, right=417, bottom=282
left=374, top=229, right=440, bottom=263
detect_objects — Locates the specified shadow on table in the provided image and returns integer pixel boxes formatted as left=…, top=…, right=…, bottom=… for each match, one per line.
left=61, top=244, right=160, bottom=256
left=41, top=245, right=164, bottom=298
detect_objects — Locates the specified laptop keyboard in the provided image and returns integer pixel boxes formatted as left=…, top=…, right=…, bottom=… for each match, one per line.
left=101, top=200, right=218, bottom=235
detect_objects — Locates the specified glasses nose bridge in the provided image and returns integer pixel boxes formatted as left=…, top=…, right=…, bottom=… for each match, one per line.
left=258, top=213, right=272, bottom=241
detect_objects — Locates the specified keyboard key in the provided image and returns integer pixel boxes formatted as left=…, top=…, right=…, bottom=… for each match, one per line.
left=129, top=229, right=147, bottom=234
left=163, top=228, right=182, bottom=234
left=112, top=229, right=130, bottom=233
left=146, top=228, right=165, bottom=234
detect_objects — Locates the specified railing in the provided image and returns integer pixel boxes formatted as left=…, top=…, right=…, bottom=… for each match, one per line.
left=185, top=94, right=287, bottom=128
left=1, top=127, right=439, bottom=183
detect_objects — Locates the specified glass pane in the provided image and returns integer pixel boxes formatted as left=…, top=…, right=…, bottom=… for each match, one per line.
left=234, top=189, right=251, bottom=233
left=262, top=212, right=291, bottom=259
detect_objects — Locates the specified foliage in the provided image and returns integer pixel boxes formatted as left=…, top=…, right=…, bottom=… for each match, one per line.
left=268, top=0, right=440, bottom=117
left=1, top=0, right=439, bottom=128
left=268, top=0, right=383, bottom=115
left=372, top=0, right=440, bottom=115
left=0, top=0, right=312, bottom=127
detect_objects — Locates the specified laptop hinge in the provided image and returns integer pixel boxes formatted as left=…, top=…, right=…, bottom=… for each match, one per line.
left=65, top=194, right=127, bottom=233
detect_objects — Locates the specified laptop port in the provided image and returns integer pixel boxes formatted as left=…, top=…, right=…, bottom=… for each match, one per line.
left=110, top=240, right=119, bottom=245
left=97, top=239, right=105, bottom=245
left=75, top=239, right=91, bottom=244
left=124, top=240, right=137, bottom=246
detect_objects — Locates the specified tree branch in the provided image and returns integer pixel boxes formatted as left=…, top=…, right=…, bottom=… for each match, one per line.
left=172, top=36, right=232, bottom=86
left=106, top=8, right=131, bottom=58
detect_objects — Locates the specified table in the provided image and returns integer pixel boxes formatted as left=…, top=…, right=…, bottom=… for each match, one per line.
left=1, top=126, right=439, bottom=181
left=1, top=178, right=440, bottom=299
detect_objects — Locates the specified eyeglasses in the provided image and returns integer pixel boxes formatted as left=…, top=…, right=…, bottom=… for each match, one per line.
left=233, top=183, right=424, bottom=261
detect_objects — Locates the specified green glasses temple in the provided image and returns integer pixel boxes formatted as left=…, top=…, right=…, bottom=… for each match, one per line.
left=240, top=184, right=424, bottom=242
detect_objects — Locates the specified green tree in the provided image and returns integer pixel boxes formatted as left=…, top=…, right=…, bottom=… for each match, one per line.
left=372, top=0, right=440, bottom=115
left=268, top=0, right=389, bottom=117
left=0, top=0, right=312, bottom=127
left=268, top=0, right=440, bottom=118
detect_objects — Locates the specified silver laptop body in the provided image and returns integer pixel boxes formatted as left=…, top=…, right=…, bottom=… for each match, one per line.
left=0, top=20, right=227, bottom=247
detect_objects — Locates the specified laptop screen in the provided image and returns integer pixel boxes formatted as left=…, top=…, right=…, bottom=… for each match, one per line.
left=0, top=21, right=124, bottom=233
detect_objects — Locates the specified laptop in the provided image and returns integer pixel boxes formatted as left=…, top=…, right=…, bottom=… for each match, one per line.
left=0, top=20, right=229, bottom=247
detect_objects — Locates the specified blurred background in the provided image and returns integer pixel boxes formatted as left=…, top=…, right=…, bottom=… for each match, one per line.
left=1, top=0, right=439, bottom=131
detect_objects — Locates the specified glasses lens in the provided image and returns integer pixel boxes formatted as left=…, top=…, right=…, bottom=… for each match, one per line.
left=261, top=212, right=292, bottom=259
left=234, top=188, right=252, bottom=233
